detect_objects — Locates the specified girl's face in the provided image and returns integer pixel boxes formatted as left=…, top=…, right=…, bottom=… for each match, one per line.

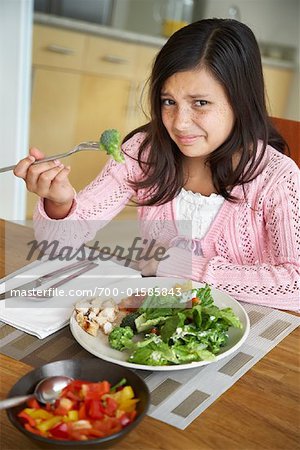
left=161, top=67, right=235, bottom=159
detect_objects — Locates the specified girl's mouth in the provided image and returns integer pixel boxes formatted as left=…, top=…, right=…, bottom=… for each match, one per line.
left=176, top=135, right=201, bottom=145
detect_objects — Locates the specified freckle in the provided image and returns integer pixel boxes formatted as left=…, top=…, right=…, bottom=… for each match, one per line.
left=216, top=103, right=232, bottom=118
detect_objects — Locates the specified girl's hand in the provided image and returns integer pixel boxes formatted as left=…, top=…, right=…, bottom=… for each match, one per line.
left=139, top=258, right=160, bottom=277
left=14, top=147, right=75, bottom=218
left=138, top=243, right=168, bottom=277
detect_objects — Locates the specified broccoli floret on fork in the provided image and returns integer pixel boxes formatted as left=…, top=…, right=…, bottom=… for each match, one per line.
left=99, top=129, right=124, bottom=163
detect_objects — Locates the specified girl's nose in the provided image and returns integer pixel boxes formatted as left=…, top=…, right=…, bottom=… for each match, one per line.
left=173, top=106, right=193, bottom=130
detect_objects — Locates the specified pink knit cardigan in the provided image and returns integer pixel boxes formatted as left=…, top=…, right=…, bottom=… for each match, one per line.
left=34, top=132, right=300, bottom=311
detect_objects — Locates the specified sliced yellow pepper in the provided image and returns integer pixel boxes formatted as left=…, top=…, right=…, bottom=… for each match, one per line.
left=119, top=398, right=139, bottom=412
left=36, top=416, right=62, bottom=432
left=108, top=386, right=135, bottom=403
left=108, top=386, right=136, bottom=410
left=67, top=410, right=79, bottom=421
left=23, top=408, right=35, bottom=414
left=24, top=408, right=53, bottom=420
left=120, top=386, right=135, bottom=401
left=62, top=410, right=79, bottom=423
left=106, top=391, right=121, bottom=402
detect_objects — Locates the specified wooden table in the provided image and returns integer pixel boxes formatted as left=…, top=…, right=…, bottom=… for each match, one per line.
left=0, top=219, right=299, bottom=450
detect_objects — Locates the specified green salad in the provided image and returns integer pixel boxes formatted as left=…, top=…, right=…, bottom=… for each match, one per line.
left=108, top=284, right=243, bottom=366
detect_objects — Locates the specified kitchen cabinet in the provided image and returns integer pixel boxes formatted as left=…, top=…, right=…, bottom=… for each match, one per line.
left=263, top=65, right=294, bottom=118
left=32, top=25, right=86, bottom=70
left=27, top=25, right=158, bottom=220
left=84, top=35, right=138, bottom=78
left=27, top=67, right=82, bottom=217
left=127, top=45, right=158, bottom=131
left=69, top=33, right=139, bottom=197
left=27, top=25, right=85, bottom=217
left=70, top=74, right=133, bottom=191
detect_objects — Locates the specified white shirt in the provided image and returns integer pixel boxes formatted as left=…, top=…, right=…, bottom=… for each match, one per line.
left=175, top=189, right=225, bottom=255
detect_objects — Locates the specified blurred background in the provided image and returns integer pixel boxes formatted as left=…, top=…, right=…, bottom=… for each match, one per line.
left=0, top=0, right=299, bottom=221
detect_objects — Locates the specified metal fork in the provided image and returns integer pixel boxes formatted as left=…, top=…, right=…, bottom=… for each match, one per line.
left=27, top=261, right=98, bottom=299
left=0, top=141, right=100, bottom=173
left=3, top=262, right=98, bottom=300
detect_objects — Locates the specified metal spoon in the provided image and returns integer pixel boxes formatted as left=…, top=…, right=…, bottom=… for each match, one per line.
left=0, top=375, right=72, bottom=409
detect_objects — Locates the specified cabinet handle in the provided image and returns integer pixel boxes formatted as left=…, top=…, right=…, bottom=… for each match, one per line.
left=101, top=55, right=129, bottom=64
left=46, top=44, right=75, bottom=55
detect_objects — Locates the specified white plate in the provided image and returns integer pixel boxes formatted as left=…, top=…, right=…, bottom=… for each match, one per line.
left=70, top=277, right=250, bottom=371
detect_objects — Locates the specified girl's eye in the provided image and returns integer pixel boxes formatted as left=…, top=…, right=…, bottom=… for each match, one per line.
left=161, top=98, right=175, bottom=106
left=195, top=100, right=208, bottom=107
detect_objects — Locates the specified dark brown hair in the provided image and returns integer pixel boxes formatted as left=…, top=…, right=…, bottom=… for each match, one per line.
left=124, top=19, right=286, bottom=205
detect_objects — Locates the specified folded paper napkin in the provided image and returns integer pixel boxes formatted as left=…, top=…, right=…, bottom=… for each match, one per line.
left=0, top=258, right=141, bottom=338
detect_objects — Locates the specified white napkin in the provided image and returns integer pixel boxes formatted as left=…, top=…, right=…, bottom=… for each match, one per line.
left=0, top=258, right=141, bottom=339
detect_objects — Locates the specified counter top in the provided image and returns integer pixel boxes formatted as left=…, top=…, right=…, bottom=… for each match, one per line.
left=34, top=12, right=166, bottom=49
left=34, top=13, right=297, bottom=69
left=261, top=56, right=296, bottom=69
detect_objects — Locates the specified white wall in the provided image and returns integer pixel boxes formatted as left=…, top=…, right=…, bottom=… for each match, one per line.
left=0, top=0, right=33, bottom=220
left=112, top=0, right=170, bottom=36
left=113, top=0, right=300, bottom=48
left=196, top=0, right=300, bottom=47
left=113, top=0, right=299, bottom=120
left=196, top=0, right=300, bottom=121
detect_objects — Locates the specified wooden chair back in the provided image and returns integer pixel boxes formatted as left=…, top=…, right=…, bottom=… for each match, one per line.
left=271, top=116, right=300, bottom=166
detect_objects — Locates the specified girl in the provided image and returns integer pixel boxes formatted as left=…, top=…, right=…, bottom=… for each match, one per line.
left=14, top=19, right=299, bottom=311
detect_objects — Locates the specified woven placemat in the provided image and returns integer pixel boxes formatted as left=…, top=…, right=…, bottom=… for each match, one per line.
left=0, top=301, right=298, bottom=429
left=138, top=303, right=299, bottom=429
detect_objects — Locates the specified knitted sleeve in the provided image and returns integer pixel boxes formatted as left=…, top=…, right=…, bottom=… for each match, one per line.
left=157, top=171, right=300, bottom=312
left=33, top=133, right=144, bottom=249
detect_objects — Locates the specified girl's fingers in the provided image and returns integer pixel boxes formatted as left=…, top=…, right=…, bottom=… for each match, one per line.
left=13, top=155, right=36, bottom=178
left=29, top=147, right=45, bottom=160
left=14, top=148, right=73, bottom=202
left=37, top=165, right=73, bottom=203
left=52, top=165, right=71, bottom=183
left=26, top=161, right=64, bottom=193
left=14, top=148, right=45, bottom=179
left=140, top=259, right=159, bottom=277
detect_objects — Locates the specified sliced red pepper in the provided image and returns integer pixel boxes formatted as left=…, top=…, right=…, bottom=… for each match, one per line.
left=92, top=419, right=110, bottom=433
left=104, top=397, right=118, bottom=417
left=61, top=380, right=86, bottom=393
left=65, top=390, right=81, bottom=401
left=24, top=423, right=44, bottom=436
left=119, top=411, right=136, bottom=427
left=119, top=413, right=131, bottom=427
left=67, top=429, right=89, bottom=441
left=18, top=411, right=37, bottom=427
left=129, top=410, right=137, bottom=421
left=26, top=398, right=40, bottom=409
left=87, top=399, right=105, bottom=419
left=53, top=406, right=68, bottom=416
left=83, top=428, right=106, bottom=438
left=91, top=416, right=120, bottom=434
left=49, top=422, right=69, bottom=440
left=78, top=403, right=87, bottom=420
left=45, top=402, right=52, bottom=412
left=107, top=423, right=122, bottom=435
left=150, top=327, right=159, bottom=334
left=106, top=417, right=122, bottom=431
left=61, top=380, right=86, bottom=401
left=82, top=381, right=111, bottom=400
left=53, top=397, right=74, bottom=416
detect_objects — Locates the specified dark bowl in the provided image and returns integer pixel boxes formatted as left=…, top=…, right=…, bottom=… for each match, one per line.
left=7, top=358, right=150, bottom=449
